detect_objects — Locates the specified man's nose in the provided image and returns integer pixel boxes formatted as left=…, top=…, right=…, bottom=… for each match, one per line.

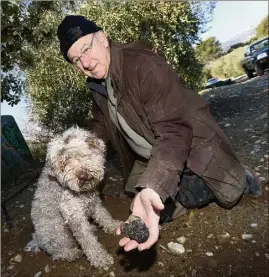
left=80, top=55, right=91, bottom=69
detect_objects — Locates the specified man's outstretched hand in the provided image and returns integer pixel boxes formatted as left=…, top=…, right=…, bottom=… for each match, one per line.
left=116, top=188, right=164, bottom=251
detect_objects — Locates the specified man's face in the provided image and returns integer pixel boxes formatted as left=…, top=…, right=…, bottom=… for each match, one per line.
left=67, top=32, right=110, bottom=79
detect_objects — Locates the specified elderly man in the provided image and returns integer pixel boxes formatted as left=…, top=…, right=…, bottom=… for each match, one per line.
left=57, top=15, right=261, bottom=252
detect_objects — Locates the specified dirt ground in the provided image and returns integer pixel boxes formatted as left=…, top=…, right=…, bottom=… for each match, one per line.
left=1, top=74, right=268, bottom=277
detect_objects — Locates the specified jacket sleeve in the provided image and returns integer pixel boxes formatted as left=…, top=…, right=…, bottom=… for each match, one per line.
left=135, top=54, right=193, bottom=202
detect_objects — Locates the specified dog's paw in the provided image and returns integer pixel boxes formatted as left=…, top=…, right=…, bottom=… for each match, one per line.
left=99, top=253, right=114, bottom=270
left=90, top=252, right=114, bottom=270
left=104, top=220, right=123, bottom=235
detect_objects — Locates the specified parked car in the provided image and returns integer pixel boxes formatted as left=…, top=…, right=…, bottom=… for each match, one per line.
left=204, top=78, right=234, bottom=89
left=241, top=37, right=269, bottom=78
left=206, top=78, right=218, bottom=87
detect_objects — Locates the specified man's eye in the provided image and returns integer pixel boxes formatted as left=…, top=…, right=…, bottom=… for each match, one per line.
left=73, top=58, right=80, bottom=64
left=83, top=47, right=90, bottom=54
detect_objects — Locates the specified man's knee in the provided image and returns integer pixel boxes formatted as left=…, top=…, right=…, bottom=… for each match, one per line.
left=176, top=169, right=216, bottom=209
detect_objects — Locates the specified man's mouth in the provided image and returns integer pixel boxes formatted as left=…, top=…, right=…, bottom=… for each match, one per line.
left=88, top=64, right=97, bottom=72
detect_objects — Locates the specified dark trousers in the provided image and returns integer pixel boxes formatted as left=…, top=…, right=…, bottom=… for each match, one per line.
left=176, top=168, right=216, bottom=209
left=125, top=160, right=216, bottom=209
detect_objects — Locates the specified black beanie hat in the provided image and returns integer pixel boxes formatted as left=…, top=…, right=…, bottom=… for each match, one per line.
left=57, top=15, right=102, bottom=63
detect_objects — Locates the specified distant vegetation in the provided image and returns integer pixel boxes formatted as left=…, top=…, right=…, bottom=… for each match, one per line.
left=210, top=46, right=247, bottom=79
left=195, top=36, right=223, bottom=63
left=198, top=15, right=268, bottom=81
left=256, top=15, right=269, bottom=39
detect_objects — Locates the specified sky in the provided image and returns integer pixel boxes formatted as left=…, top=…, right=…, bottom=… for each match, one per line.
left=201, top=1, right=268, bottom=42
left=1, top=1, right=269, bottom=133
left=1, top=97, right=30, bottom=133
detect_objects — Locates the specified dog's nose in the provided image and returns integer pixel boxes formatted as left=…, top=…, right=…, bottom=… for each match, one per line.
left=77, top=171, right=89, bottom=181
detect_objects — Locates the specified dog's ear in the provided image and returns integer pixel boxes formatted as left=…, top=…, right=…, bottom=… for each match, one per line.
left=87, top=137, right=106, bottom=154
left=63, top=134, right=72, bottom=144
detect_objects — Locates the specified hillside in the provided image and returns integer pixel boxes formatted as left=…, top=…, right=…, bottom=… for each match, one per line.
left=221, top=27, right=256, bottom=51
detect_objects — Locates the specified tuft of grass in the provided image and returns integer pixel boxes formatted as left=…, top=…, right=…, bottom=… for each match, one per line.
left=209, top=46, right=248, bottom=79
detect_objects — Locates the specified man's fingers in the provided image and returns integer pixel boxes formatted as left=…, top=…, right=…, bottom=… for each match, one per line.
left=119, top=237, right=130, bottom=247
left=124, top=240, right=139, bottom=252
left=151, top=197, right=164, bottom=210
left=140, top=189, right=164, bottom=212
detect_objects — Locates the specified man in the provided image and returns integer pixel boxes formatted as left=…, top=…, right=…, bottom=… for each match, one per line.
left=57, top=15, right=261, bottom=253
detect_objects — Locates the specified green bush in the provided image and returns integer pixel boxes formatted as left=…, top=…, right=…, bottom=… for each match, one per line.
left=256, top=15, right=269, bottom=39
left=209, top=46, right=247, bottom=79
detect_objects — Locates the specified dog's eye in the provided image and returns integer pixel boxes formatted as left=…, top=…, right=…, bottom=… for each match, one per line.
left=87, top=139, right=97, bottom=148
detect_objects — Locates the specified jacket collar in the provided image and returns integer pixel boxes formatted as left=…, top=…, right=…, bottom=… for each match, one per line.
left=107, top=40, right=125, bottom=100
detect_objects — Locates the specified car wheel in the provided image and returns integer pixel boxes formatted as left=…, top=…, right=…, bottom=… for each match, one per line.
left=246, top=70, right=254, bottom=78
left=255, top=65, right=264, bottom=76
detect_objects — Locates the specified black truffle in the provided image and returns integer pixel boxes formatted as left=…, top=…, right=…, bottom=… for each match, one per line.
left=120, top=215, right=149, bottom=244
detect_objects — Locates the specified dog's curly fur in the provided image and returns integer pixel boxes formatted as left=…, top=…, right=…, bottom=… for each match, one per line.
left=29, top=127, right=122, bottom=269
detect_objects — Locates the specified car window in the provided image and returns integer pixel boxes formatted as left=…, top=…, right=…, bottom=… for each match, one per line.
left=250, top=38, right=269, bottom=53
left=245, top=47, right=251, bottom=56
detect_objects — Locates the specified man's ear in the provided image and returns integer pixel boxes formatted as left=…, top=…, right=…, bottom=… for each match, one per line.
left=97, top=31, right=109, bottom=48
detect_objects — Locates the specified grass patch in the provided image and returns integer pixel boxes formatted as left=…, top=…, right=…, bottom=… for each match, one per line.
left=209, top=46, right=248, bottom=79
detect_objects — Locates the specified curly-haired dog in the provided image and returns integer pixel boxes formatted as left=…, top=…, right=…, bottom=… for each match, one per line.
left=28, top=127, right=122, bottom=269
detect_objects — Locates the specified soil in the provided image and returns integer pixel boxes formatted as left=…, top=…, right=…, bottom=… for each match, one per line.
left=1, top=74, right=268, bottom=277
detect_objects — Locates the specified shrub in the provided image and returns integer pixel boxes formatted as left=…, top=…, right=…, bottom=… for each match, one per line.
left=210, top=46, right=247, bottom=79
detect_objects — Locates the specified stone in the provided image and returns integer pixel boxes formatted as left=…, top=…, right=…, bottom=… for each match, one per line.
left=7, top=265, right=14, bottom=271
left=205, top=251, right=214, bottom=256
left=216, top=232, right=230, bottom=244
left=14, top=254, right=22, bottom=262
left=176, top=236, right=187, bottom=244
left=207, top=233, right=214, bottom=239
left=241, top=233, right=253, bottom=240
left=44, top=264, right=51, bottom=273
left=167, top=242, right=185, bottom=255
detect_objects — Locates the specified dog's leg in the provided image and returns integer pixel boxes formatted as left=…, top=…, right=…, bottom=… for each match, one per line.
left=60, top=195, right=114, bottom=269
left=90, top=196, right=123, bottom=235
